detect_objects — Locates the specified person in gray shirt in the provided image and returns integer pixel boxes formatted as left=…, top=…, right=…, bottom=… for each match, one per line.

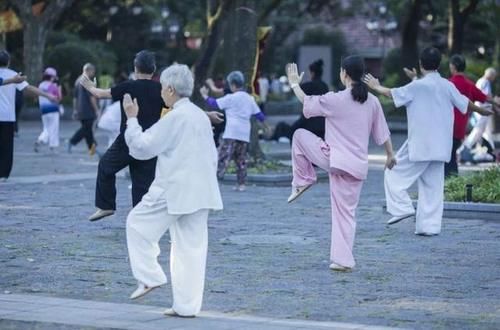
left=68, top=63, right=99, bottom=155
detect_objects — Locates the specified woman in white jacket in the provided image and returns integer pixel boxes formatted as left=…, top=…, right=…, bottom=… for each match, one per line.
left=123, top=64, right=223, bottom=318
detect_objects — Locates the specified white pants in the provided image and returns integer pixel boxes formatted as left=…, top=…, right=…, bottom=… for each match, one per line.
left=384, top=141, right=444, bottom=234
left=465, top=113, right=495, bottom=149
left=37, top=112, right=60, bottom=147
left=126, top=192, right=209, bottom=316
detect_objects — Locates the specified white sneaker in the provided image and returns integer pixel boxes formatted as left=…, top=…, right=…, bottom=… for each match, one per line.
left=329, top=262, right=351, bottom=271
left=88, top=209, right=115, bottom=222
left=163, top=308, right=195, bottom=318
left=287, top=184, right=312, bottom=203
left=233, top=185, right=246, bottom=192
left=129, top=282, right=161, bottom=300
left=387, top=213, right=415, bottom=225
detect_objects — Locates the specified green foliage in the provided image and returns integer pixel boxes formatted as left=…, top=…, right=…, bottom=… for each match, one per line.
left=45, top=32, right=117, bottom=85
left=382, top=48, right=402, bottom=77
left=226, top=160, right=290, bottom=175
left=444, top=167, right=500, bottom=204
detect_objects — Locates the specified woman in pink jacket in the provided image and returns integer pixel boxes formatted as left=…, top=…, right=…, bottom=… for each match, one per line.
left=286, top=55, right=396, bottom=271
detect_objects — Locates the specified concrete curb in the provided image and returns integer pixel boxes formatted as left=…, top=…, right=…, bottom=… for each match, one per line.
left=441, top=201, right=500, bottom=221
left=383, top=200, right=500, bottom=221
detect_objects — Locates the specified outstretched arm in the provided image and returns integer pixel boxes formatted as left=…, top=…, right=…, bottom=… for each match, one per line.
left=363, top=74, right=392, bottom=98
left=24, top=85, right=57, bottom=102
left=80, top=74, right=112, bottom=99
left=468, top=101, right=494, bottom=116
left=286, top=63, right=305, bottom=103
left=1, top=74, right=27, bottom=86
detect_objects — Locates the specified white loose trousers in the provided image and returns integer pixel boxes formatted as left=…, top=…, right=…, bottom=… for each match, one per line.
left=385, top=141, right=444, bottom=235
left=37, top=112, right=60, bottom=147
left=126, top=191, right=209, bottom=316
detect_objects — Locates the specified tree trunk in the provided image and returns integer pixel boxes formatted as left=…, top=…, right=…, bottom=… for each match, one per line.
left=22, top=19, right=48, bottom=84
left=224, top=0, right=264, bottom=162
left=8, top=0, right=74, bottom=84
left=448, top=0, right=480, bottom=55
left=193, top=0, right=231, bottom=106
left=400, top=0, right=422, bottom=81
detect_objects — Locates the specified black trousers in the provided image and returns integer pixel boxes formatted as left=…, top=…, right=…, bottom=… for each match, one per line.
left=70, top=119, right=95, bottom=149
left=445, top=138, right=462, bottom=178
left=95, top=135, right=157, bottom=210
left=0, top=122, right=15, bottom=178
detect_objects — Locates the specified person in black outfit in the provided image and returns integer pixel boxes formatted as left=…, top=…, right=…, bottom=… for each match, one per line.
left=69, top=63, right=99, bottom=155
left=272, top=59, right=329, bottom=142
left=81, top=51, right=165, bottom=221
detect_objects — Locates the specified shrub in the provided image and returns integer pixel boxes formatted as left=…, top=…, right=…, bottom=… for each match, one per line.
left=444, top=166, right=500, bottom=203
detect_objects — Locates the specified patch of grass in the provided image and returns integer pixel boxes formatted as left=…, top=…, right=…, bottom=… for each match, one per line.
left=444, top=166, right=500, bottom=203
left=226, top=160, right=290, bottom=175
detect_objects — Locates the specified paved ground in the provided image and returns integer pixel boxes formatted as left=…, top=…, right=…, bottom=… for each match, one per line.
left=0, top=121, right=499, bottom=329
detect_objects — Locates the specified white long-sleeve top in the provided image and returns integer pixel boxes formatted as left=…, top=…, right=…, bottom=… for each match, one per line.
left=125, top=97, right=223, bottom=215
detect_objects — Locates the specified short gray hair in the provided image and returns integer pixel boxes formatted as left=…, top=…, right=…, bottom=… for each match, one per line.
left=160, top=64, right=194, bottom=97
left=485, top=67, right=496, bottom=78
left=226, top=71, right=245, bottom=88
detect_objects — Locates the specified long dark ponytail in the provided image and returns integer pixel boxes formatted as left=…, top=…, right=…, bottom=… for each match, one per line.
left=341, top=55, right=368, bottom=104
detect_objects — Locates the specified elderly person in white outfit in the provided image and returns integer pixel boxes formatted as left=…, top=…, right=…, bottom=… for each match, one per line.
left=364, top=47, right=492, bottom=236
left=464, top=68, right=498, bottom=154
left=123, top=64, right=223, bottom=317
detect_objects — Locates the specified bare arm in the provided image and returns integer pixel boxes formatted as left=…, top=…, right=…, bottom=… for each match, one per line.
left=205, top=78, right=225, bottom=96
left=24, top=85, right=57, bottom=102
left=80, top=74, right=112, bottom=98
left=285, top=63, right=305, bottom=103
left=2, top=74, right=27, bottom=85
left=468, top=101, right=494, bottom=116
left=362, top=74, right=392, bottom=98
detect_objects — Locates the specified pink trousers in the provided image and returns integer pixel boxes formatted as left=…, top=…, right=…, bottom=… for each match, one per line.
left=292, top=129, right=363, bottom=268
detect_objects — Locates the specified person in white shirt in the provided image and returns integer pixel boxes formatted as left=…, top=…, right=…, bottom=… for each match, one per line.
left=364, top=47, right=492, bottom=236
left=123, top=64, right=223, bottom=318
left=200, top=71, right=267, bottom=191
left=97, top=100, right=121, bottom=148
left=0, top=50, right=56, bottom=180
left=464, top=68, right=497, bottom=155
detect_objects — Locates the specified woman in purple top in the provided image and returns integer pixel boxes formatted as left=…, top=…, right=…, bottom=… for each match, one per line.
left=34, top=67, right=62, bottom=152
left=286, top=56, right=396, bottom=271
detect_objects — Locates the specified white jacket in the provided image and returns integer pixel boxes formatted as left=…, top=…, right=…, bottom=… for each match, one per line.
left=125, top=97, right=223, bottom=214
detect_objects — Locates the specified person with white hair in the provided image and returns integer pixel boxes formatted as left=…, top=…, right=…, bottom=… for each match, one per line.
left=463, top=67, right=499, bottom=160
left=123, top=64, right=223, bottom=318
left=200, top=70, right=268, bottom=191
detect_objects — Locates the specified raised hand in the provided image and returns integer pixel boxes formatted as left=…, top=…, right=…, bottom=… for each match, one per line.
left=79, top=74, right=96, bottom=91
left=205, top=78, right=216, bottom=88
left=403, top=67, right=418, bottom=80
left=285, top=63, right=304, bottom=85
left=362, top=74, right=381, bottom=90
left=200, top=86, right=209, bottom=99
left=123, top=93, right=139, bottom=118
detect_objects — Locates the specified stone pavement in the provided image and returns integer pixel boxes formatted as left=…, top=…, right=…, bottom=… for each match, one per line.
left=0, top=294, right=399, bottom=330
left=0, top=121, right=499, bottom=329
